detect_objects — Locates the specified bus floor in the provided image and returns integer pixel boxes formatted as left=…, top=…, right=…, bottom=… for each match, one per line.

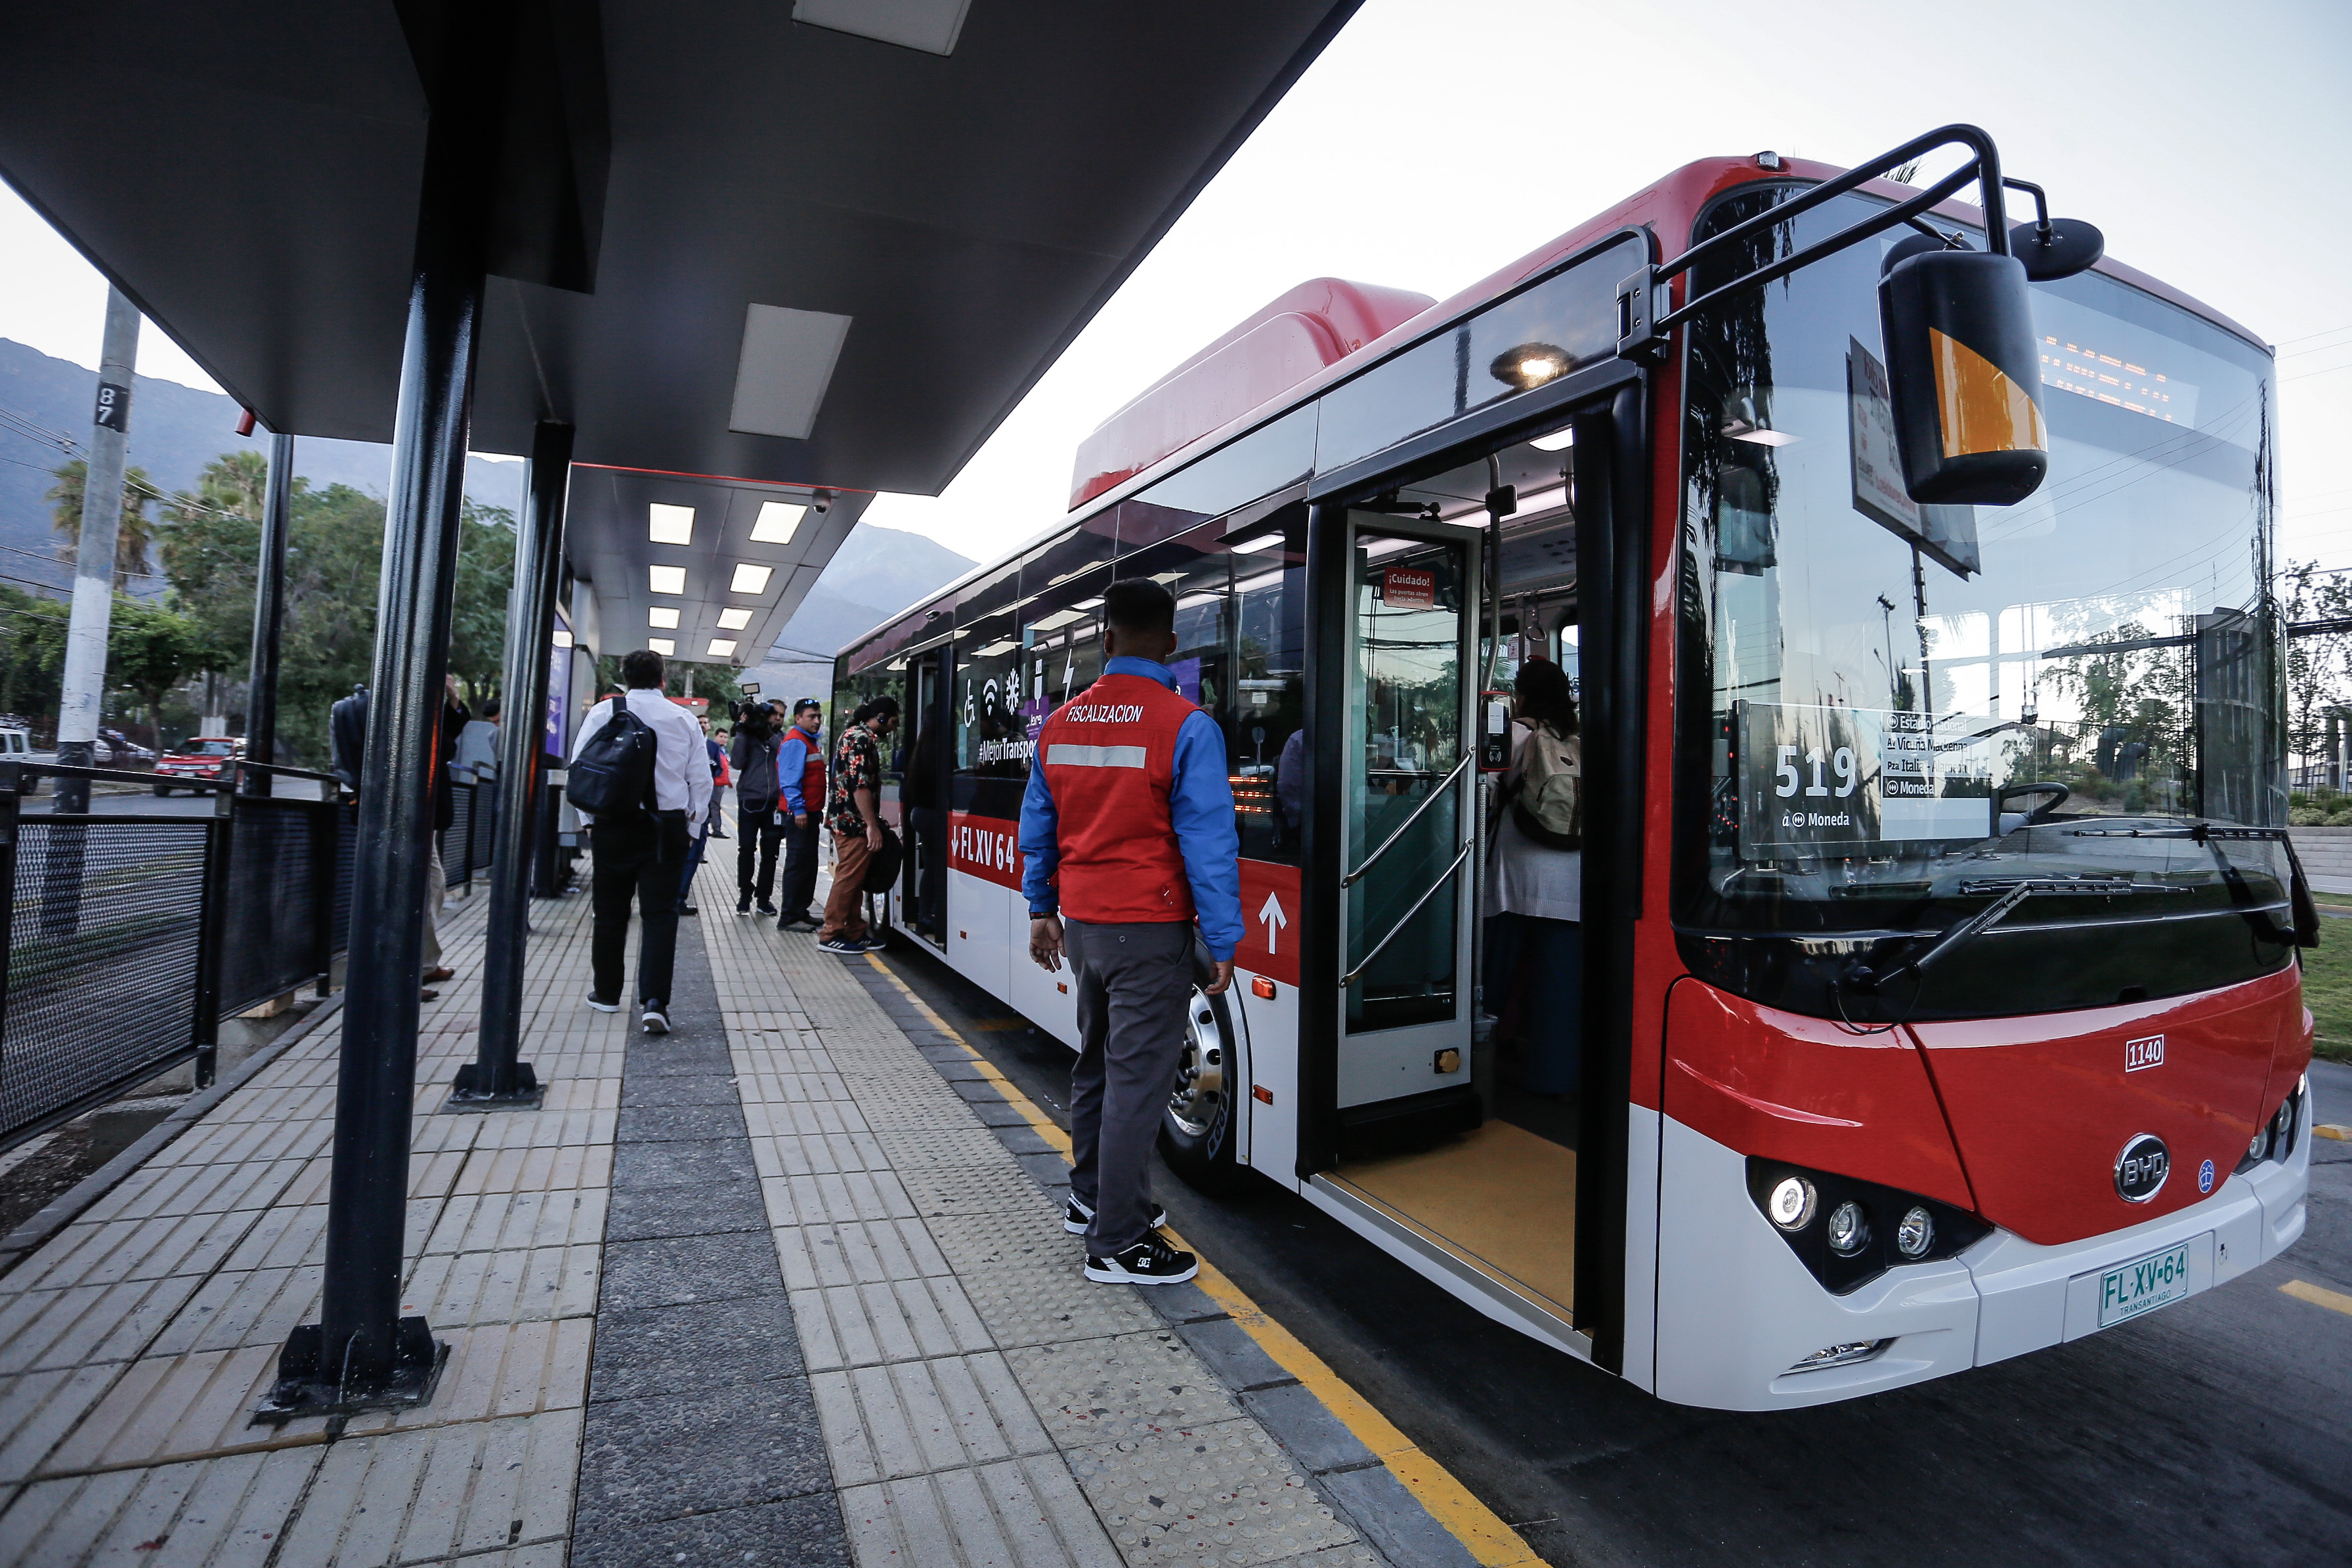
left=1325, top=1074, right=1579, bottom=1322
left=869, top=935, right=2352, bottom=1567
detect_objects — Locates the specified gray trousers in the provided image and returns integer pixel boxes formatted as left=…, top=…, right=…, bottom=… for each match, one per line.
left=1064, top=917, right=1195, bottom=1255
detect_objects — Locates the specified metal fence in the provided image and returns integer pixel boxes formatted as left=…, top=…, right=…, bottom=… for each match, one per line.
left=441, top=773, right=496, bottom=891
left=0, top=761, right=357, bottom=1152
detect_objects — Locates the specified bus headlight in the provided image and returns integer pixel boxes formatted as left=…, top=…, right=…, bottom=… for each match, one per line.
left=1746, top=1158, right=1989, bottom=1296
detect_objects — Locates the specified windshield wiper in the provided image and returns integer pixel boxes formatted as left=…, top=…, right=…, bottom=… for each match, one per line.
left=2064, top=822, right=2319, bottom=947
left=1845, top=876, right=2185, bottom=992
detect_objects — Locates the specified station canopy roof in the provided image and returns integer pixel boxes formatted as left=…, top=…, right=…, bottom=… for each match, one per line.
left=0, top=0, right=1358, bottom=663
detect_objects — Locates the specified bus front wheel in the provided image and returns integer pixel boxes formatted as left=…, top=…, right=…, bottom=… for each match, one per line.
left=1161, top=957, right=1246, bottom=1195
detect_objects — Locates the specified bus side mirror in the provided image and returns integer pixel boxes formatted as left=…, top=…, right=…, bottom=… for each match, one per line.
left=1878, top=247, right=2048, bottom=506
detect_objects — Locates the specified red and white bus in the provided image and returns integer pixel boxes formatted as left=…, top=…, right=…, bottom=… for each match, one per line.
left=834, top=128, right=2315, bottom=1409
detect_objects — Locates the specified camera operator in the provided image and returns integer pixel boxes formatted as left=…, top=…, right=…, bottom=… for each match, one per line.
left=729, top=698, right=786, bottom=917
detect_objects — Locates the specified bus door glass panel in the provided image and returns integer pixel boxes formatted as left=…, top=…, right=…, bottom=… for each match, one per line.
left=1342, top=520, right=1472, bottom=1095
left=903, top=647, right=948, bottom=947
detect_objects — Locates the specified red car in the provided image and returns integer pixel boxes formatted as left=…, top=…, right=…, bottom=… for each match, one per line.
left=152, top=736, right=242, bottom=794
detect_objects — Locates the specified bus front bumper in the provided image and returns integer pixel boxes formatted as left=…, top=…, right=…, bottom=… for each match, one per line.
left=1654, top=1114, right=2310, bottom=1410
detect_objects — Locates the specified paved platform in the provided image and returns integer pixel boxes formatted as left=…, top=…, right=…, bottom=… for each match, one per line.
left=0, top=851, right=1470, bottom=1567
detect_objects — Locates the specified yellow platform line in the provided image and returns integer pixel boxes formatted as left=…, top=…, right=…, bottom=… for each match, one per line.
left=864, top=954, right=1541, bottom=1567
left=2314, top=1124, right=2349, bottom=1142
left=2282, top=1279, right=2352, bottom=1317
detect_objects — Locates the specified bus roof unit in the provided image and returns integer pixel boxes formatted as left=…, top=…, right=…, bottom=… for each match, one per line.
left=1069, top=278, right=1433, bottom=511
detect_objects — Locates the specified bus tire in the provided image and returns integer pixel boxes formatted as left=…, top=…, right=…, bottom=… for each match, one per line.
left=1159, top=947, right=1247, bottom=1195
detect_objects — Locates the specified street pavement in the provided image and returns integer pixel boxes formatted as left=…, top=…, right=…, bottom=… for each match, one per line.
left=878, top=943, right=2352, bottom=1567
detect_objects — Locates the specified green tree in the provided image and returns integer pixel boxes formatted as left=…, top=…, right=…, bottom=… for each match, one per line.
left=48, top=459, right=160, bottom=590
left=158, top=451, right=276, bottom=699
left=0, top=587, right=69, bottom=728
left=447, top=499, right=517, bottom=705
left=102, top=594, right=201, bottom=738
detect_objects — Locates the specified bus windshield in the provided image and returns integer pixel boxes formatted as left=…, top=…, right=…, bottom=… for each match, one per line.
left=1674, top=186, right=2290, bottom=1019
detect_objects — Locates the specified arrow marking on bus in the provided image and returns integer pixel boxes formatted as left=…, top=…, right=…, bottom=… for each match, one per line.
left=1259, top=891, right=1288, bottom=954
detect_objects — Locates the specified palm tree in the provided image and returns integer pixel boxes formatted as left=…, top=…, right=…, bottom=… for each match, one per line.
left=161, top=449, right=270, bottom=528
left=47, top=459, right=159, bottom=590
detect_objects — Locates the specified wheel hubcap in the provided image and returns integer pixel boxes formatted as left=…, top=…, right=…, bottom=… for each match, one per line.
left=1167, top=987, right=1224, bottom=1138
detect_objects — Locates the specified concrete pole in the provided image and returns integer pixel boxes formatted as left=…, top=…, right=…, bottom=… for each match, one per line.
left=53, top=288, right=141, bottom=815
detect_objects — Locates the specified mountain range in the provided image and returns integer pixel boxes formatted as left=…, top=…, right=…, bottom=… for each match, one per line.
left=0, top=336, right=974, bottom=656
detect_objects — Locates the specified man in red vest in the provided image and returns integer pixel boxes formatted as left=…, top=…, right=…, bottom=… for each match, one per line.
left=1021, top=579, right=1241, bottom=1285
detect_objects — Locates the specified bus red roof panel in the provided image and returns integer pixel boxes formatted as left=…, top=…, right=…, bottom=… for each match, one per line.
left=1067, top=278, right=1433, bottom=511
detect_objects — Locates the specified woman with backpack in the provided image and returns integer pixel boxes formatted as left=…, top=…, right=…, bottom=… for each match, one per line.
left=1483, top=655, right=1582, bottom=1097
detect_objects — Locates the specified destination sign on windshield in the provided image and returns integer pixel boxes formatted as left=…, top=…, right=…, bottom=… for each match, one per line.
left=1737, top=701, right=1994, bottom=860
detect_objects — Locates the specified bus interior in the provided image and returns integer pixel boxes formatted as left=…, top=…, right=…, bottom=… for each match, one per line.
left=1321, top=429, right=1590, bottom=1326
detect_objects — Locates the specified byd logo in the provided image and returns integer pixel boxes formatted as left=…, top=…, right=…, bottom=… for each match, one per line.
left=2124, top=1034, right=2166, bottom=1072
left=2114, top=1134, right=2170, bottom=1203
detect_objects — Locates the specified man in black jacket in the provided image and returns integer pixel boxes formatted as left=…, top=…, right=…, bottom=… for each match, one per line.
left=729, top=702, right=785, bottom=916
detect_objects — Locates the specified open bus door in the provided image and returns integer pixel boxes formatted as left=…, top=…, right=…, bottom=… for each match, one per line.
left=1295, top=391, right=1644, bottom=1374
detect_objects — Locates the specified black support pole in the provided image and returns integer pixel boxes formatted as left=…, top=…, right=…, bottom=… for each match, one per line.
left=454, top=419, right=571, bottom=1109
left=259, top=7, right=515, bottom=1421
left=240, top=432, right=293, bottom=798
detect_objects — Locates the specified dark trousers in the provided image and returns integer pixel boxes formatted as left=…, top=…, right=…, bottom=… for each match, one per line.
left=591, top=811, right=690, bottom=1006
left=1064, top=918, right=1194, bottom=1254
left=779, top=813, right=822, bottom=918
left=736, top=803, right=784, bottom=902
left=1484, top=913, right=1582, bottom=1093
left=909, top=805, right=946, bottom=937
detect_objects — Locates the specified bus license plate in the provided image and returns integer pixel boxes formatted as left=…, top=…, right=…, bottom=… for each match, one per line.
left=2098, top=1241, right=2194, bottom=1328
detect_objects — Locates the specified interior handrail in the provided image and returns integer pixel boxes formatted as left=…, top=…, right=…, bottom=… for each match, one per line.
left=1342, top=751, right=1473, bottom=889
left=1342, top=836, right=1475, bottom=987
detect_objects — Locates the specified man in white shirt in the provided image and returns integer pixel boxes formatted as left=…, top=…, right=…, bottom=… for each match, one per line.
left=570, top=649, right=711, bottom=1033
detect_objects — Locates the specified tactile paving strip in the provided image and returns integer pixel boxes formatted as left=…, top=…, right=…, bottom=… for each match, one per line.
left=1067, top=1420, right=1361, bottom=1568
left=693, top=871, right=1391, bottom=1568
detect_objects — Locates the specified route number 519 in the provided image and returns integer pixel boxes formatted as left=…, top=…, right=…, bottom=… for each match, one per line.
left=1776, top=745, right=1857, bottom=798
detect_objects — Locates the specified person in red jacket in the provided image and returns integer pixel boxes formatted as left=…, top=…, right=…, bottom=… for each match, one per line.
left=1021, top=578, right=1241, bottom=1286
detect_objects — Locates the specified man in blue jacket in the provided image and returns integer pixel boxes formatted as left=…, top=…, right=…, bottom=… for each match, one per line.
left=1021, top=580, right=1240, bottom=1286
left=775, top=699, right=827, bottom=931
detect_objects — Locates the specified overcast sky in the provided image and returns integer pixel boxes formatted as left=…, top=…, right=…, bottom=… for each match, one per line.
left=3, top=0, right=2345, bottom=568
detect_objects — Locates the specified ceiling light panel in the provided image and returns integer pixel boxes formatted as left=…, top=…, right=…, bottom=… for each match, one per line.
left=716, top=607, right=752, bottom=630
left=792, top=0, right=970, bottom=56
left=729, top=305, right=852, bottom=441
left=647, top=637, right=675, bottom=656
left=750, top=501, right=805, bottom=544
left=731, top=563, right=773, bottom=594
left=648, top=607, right=680, bottom=628
left=706, top=639, right=738, bottom=658
left=648, top=503, right=695, bottom=544
left=649, top=564, right=687, bottom=595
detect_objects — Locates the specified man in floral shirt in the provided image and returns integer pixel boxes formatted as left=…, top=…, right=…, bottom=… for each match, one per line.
left=816, top=694, right=899, bottom=953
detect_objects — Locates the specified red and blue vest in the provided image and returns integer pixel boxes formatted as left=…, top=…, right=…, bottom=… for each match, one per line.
left=1038, top=672, right=1197, bottom=923
left=788, top=723, right=824, bottom=811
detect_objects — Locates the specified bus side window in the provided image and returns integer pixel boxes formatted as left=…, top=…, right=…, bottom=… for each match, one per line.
left=1017, top=517, right=1117, bottom=734
left=1117, top=499, right=1307, bottom=865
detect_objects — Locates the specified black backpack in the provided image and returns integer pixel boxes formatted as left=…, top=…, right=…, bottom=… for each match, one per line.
left=863, top=822, right=904, bottom=893
left=568, top=700, right=659, bottom=818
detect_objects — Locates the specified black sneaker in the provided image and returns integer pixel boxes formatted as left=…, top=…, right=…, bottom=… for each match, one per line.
left=815, top=937, right=866, bottom=955
left=737, top=893, right=752, bottom=915
left=756, top=901, right=779, bottom=918
left=584, top=992, right=622, bottom=1013
left=641, top=1002, right=670, bottom=1034
left=1084, top=1237, right=1198, bottom=1286
left=677, top=901, right=699, bottom=917
left=1064, top=1196, right=1166, bottom=1235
